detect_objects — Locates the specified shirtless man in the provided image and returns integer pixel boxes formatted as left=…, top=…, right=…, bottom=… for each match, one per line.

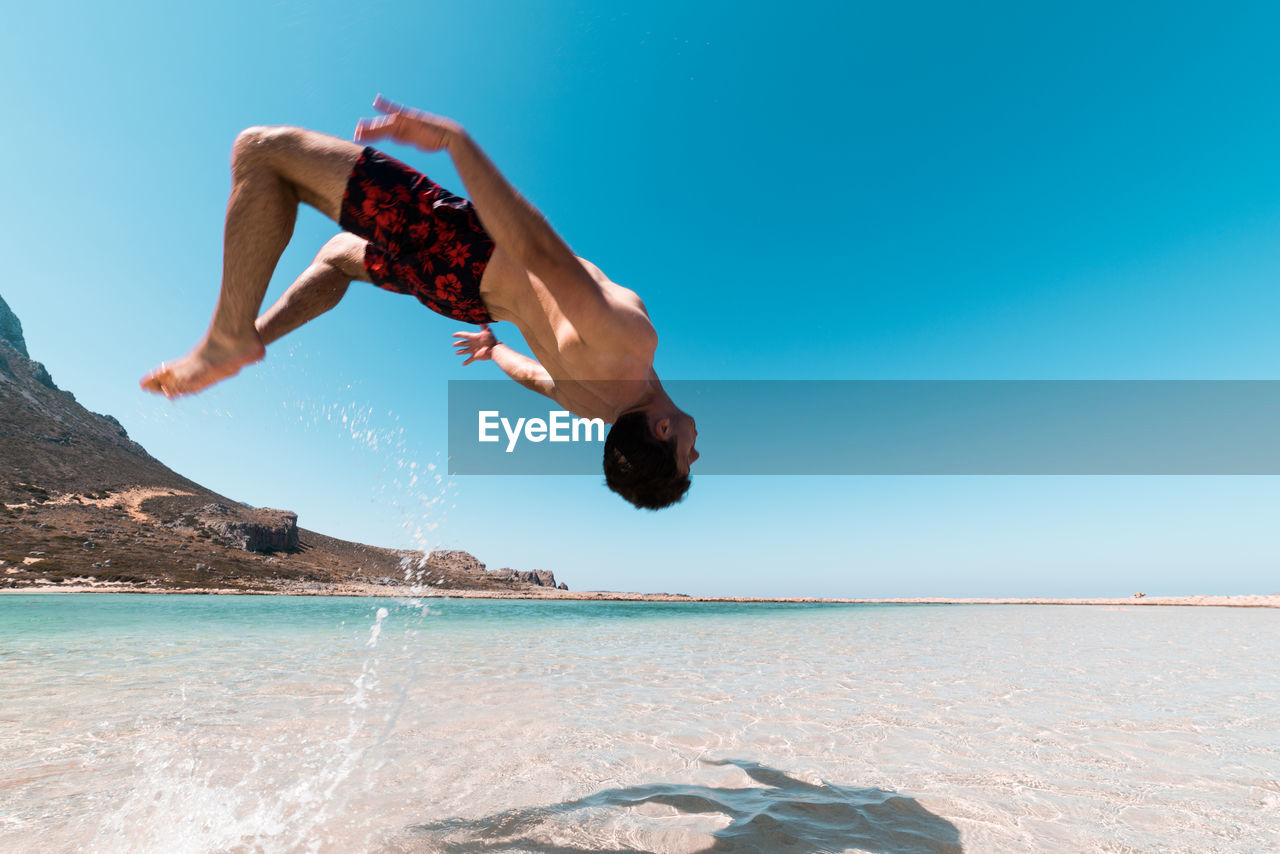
left=140, top=97, right=697, bottom=509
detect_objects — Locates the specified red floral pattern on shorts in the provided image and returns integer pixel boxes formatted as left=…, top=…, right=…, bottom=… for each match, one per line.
left=339, top=147, right=495, bottom=325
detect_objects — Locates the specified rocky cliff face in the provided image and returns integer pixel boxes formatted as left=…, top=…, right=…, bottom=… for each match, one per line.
left=426, top=549, right=488, bottom=575
left=172, top=504, right=300, bottom=553
left=0, top=295, right=29, bottom=358
left=0, top=293, right=564, bottom=593
left=0, top=303, right=172, bottom=504
left=490, top=568, right=566, bottom=590
left=426, top=550, right=567, bottom=590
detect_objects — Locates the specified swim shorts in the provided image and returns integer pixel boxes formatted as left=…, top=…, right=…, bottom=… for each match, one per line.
left=339, top=147, right=495, bottom=325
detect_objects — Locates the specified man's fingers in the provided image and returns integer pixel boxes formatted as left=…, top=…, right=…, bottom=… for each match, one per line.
left=355, top=117, right=393, bottom=142
left=357, top=112, right=417, bottom=141
left=372, top=94, right=402, bottom=115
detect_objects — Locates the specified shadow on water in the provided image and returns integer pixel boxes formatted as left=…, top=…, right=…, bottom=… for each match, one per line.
left=399, top=759, right=962, bottom=853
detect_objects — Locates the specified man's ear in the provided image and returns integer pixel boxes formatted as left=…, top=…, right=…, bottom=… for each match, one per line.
left=653, top=417, right=672, bottom=440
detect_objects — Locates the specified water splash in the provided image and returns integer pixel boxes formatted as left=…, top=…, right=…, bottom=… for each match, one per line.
left=100, top=369, right=458, bottom=852
left=89, top=604, right=423, bottom=854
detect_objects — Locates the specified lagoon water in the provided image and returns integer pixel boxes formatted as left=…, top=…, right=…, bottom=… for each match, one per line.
left=1, top=595, right=1276, bottom=853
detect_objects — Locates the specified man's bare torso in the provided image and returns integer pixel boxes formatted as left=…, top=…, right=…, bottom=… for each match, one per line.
left=479, top=247, right=659, bottom=420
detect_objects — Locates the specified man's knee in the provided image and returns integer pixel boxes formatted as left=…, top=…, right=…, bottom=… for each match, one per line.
left=318, top=233, right=368, bottom=280
left=231, top=126, right=305, bottom=174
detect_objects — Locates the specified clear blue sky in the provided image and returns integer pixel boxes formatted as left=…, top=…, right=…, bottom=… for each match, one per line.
left=2, top=0, right=1277, bottom=597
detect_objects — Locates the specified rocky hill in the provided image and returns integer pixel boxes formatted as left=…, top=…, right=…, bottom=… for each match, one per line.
left=0, top=294, right=564, bottom=594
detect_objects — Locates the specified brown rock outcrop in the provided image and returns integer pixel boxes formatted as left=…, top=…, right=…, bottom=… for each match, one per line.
left=426, top=550, right=487, bottom=574
left=487, top=567, right=560, bottom=588
left=189, top=503, right=300, bottom=553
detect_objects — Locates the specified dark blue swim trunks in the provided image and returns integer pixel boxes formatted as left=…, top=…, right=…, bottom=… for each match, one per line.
left=339, top=147, right=495, bottom=325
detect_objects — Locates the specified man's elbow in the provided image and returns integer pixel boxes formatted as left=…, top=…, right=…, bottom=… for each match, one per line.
left=510, top=370, right=547, bottom=393
left=527, top=377, right=557, bottom=398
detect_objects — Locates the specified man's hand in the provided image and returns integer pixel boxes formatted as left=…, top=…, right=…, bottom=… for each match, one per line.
left=452, top=324, right=498, bottom=366
left=355, top=95, right=463, bottom=152
left=459, top=326, right=557, bottom=397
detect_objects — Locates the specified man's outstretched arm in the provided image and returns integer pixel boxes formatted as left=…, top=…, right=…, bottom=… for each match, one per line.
left=356, top=97, right=609, bottom=322
left=454, top=326, right=556, bottom=398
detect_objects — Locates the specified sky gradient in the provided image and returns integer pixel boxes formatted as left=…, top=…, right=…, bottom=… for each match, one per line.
left=3, top=0, right=1278, bottom=597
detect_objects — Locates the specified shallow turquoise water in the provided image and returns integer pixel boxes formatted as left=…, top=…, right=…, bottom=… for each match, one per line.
left=1, top=595, right=1277, bottom=853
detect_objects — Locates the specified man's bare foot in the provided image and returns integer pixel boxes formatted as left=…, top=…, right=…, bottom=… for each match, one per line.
left=140, top=332, right=266, bottom=398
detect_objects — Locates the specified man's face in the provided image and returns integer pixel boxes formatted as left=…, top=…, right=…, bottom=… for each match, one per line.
left=650, top=411, right=699, bottom=475
left=672, top=417, right=699, bottom=475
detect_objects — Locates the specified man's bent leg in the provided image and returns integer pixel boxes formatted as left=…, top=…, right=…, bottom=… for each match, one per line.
left=141, top=127, right=365, bottom=397
left=256, top=233, right=370, bottom=346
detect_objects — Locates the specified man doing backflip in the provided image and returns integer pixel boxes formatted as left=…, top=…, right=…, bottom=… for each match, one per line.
left=141, top=97, right=697, bottom=509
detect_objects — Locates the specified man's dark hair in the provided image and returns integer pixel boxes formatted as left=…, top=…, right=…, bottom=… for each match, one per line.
left=603, top=411, right=691, bottom=510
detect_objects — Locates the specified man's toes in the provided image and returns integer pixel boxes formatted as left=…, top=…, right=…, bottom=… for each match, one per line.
left=141, top=364, right=178, bottom=394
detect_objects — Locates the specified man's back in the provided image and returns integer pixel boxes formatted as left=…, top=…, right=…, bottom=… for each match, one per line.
left=478, top=246, right=659, bottom=420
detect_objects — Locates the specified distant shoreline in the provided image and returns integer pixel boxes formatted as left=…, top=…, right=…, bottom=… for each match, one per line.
left=2, top=584, right=1277, bottom=608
